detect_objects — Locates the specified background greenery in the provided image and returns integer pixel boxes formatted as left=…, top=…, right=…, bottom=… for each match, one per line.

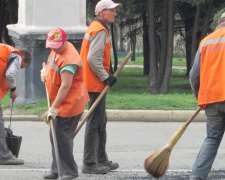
left=2, top=57, right=197, bottom=115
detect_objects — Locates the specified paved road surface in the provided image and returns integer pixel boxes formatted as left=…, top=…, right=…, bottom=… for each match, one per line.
left=1, top=121, right=225, bottom=180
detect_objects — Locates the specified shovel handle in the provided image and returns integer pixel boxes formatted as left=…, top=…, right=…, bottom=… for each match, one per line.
left=73, top=51, right=133, bottom=138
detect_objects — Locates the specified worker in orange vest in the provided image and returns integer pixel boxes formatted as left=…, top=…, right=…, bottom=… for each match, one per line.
left=189, top=12, right=225, bottom=180
left=41, top=27, right=89, bottom=180
left=80, top=0, right=122, bottom=175
left=0, top=44, right=31, bottom=165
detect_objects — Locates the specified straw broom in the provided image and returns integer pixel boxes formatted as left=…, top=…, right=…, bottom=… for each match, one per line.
left=144, top=107, right=202, bottom=178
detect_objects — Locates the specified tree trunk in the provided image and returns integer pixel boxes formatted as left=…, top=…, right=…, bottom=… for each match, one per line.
left=126, top=38, right=131, bottom=52
left=143, top=10, right=150, bottom=75
left=0, top=0, right=7, bottom=43
left=156, top=0, right=168, bottom=92
left=201, top=0, right=214, bottom=39
left=119, top=25, right=124, bottom=52
left=8, top=0, right=18, bottom=23
left=190, top=3, right=201, bottom=66
left=161, top=0, right=174, bottom=94
left=148, top=0, right=158, bottom=94
left=185, top=32, right=192, bottom=76
left=0, top=0, right=18, bottom=44
left=131, top=33, right=136, bottom=61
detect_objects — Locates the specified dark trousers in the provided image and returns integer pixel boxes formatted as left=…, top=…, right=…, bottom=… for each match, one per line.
left=83, top=92, right=108, bottom=164
left=50, top=113, right=82, bottom=176
left=0, top=102, right=13, bottom=163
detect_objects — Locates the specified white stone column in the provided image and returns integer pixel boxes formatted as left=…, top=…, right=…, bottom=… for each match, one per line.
left=7, top=0, right=87, bottom=104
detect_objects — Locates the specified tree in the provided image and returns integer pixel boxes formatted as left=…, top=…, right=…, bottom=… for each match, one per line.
left=177, top=0, right=222, bottom=76
left=148, top=0, right=174, bottom=94
left=162, top=0, right=174, bottom=93
left=0, top=0, right=18, bottom=44
left=143, top=9, right=150, bottom=75
left=86, top=0, right=225, bottom=94
left=148, top=0, right=157, bottom=94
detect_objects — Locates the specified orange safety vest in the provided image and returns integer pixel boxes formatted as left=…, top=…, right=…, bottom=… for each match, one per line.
left=0, top=44, right=23, bottom=101
left=45, top=42, right=89, bottom=117
left=198, top=25, right=225, bottom=107
left=80, top=20, right=111, bottom=92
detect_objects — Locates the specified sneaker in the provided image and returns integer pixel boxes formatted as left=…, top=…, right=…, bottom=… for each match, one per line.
left=82, top=164, right=110, bottom=174
left=0, top=157, right=24, bottom=165
left=43, top=173, right=58, bottom=179
left=99, top=160, right=119, bottom=170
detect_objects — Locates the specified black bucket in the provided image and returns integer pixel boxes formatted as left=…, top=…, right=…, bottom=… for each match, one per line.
left=6, top=135, right=22, bottom=158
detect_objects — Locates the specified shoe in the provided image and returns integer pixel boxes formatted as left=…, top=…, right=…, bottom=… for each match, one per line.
left=43, top=173, right=58, bottom=179
left=0, top=157, right=24, bottom=165
left=82, top=164, right=110, bottom=174
left=99, top=160, right=119, bottom=170
left=57, top=174, right=78, bottom=180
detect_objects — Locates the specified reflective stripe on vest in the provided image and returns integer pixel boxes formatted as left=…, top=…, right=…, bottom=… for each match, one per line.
left=0, top=44, right=22, bottom=100
left=45, top=42, right=89, bottom=117
left=80, top=20, right=111, bottom=92
left=198, top=26, right=225, bottom=107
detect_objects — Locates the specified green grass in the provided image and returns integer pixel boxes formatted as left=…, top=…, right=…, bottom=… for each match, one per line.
left=112, top=56, right=186, bottom=66
left=107, top=67, right=197, bottom=110
left=172, top=58, right=186, bottom=66
left=2, top=65, right=197, bottom=115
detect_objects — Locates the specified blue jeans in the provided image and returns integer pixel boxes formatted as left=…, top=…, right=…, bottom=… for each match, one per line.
left=189, top=102, right=225, bottom=180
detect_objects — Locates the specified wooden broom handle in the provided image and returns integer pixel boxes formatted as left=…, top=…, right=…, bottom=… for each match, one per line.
left=73, top=51, right=133, bottom=138
left=42, top=62, right=51, bottom=108
left=184, top=107, right=202, bottom=127
left=42, top=62, right=63, bottom=178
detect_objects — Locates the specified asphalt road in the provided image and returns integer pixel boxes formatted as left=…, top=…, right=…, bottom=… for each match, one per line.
left=1, top=121, right=225, bottom=180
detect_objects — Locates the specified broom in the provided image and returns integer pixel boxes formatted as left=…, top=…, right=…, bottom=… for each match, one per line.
left=73, top=51, right=133, bottom=138
left=144, top=107, right=202, bottom=178
left=42, top=63, right=63, bottom=180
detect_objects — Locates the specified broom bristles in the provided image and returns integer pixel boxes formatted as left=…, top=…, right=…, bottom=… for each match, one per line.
left=144, top=146, right=171, bottom=178
left=144, top=124, right=187, bottom=178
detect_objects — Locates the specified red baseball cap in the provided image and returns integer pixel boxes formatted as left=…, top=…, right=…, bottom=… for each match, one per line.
left=46, top=27, right=67, bottom=49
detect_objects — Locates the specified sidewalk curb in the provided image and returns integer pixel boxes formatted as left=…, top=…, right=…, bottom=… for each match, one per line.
left=3, top=109, right=206, bottom=122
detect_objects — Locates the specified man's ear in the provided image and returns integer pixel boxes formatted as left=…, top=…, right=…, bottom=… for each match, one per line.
left=218, top=19, right=221, bottom=25
left=21, top=62, right=29, bottom=68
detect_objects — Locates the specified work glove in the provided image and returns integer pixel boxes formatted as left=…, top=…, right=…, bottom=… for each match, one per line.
left=43, top=111, right=50, bottom=126
left=40, top=67, right=46, bottom=82
left=47, top=107, right=58, bottom=121
left=105, top=74, right=117, bottom=87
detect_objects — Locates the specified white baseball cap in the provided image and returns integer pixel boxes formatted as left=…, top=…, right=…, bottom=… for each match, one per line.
left=95, top=0, right=122, bottom=15
left=220, top=12, right=225, bottom=19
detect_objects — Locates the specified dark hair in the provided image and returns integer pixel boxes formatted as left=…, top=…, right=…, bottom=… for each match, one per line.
left=20, top=50, right=32, bottom=65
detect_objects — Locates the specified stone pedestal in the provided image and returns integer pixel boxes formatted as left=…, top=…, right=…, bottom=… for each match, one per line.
left=7, top=0, right=86, bottom=104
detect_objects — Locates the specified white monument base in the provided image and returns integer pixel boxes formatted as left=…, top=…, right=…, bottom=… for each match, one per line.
left=7, top=0, right=87, bottom=104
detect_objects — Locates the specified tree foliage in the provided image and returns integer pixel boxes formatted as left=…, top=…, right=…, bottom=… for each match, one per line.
left=0, top=0, right=18, bottom=44
left=2, top=0, right=225, bottom=95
